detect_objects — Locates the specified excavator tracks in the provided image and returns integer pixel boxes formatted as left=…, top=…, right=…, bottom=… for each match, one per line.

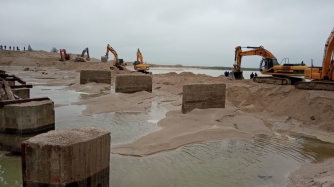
left=295, top=81, right=334, bottom=91
left=253, top=76, right=304, bottom=85
left=253, top=76, right=291, bottom=85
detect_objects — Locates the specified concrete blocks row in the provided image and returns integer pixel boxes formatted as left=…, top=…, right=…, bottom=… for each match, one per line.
left=115, top=74, right=152, bottom=93
left=21, top=128, right=110, bottom=187
left=0, top=100, right=55, bottom=152
left=80, top=70, right=111, bottom=84
left=182, top=83, right=226, bottom=114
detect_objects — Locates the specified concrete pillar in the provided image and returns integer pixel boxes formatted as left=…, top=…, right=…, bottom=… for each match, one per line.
left=21, top=128, right=111, bottom=187
left=12, top=88, right=30, bottom=99
left=80, top=70, right=111, bottom=84
left=0, top=100, right=54, bottom=153
left=115, top=74, right=152, bottom=93
left=182, top=83, right=226, bottom=114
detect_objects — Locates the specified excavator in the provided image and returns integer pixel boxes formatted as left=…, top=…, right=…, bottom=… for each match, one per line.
left=74, top=47, right=90, bottom=62
left=230, top=46, right=308, bottom=85
left=101, top=44, right=127, bottom=70
left=295, top=28, right=334, bottom=91
left=59, top=49, right=71, bottom=61
left=133, top=48, right=150, bottom=74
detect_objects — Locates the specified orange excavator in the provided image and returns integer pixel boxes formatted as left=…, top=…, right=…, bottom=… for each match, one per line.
left=230, top=46, right=308, bottom=85
left=295, top=28, right=334, bottom=91
left=59, top=49, right=71, bottom=61
left=101, top=44, right=127, bottom=70
left=133, top=48, right=150, bottom=74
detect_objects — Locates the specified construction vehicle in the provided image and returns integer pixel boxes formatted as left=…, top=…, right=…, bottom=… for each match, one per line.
left=59, top=49, right=71, bottom=61
left=230, top=46, right=308, bottom=85
left=133, top=48, right=150, bottom=74
left=75, top=47, right=90, bottom=62
left=101, top=44, right=127, bottom=70
left=295, top=28, right=334, bottom=91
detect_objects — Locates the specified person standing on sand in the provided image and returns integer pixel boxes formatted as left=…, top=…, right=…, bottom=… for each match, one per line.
left=250, top=72, right=254, bottom=79
left=24, top=46, right=25, bottom=50
left=0, top=45, right=2, bottom=50
left=9, top=46, right=11, bottom=50
left=4, top=45, right=6, bottom=49
left=13, top=46, right=15, bottom=51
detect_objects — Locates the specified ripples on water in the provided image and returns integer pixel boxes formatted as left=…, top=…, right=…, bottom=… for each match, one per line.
left=110, top=135, right=334, bottom=187
left=1, top=86, right=334, bottom=187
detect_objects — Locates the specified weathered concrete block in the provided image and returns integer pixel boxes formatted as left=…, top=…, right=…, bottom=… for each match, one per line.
left=182, top=83, right=226, bottom=114
left=12, top=88, right=30, bottom=99
left=115, top=74, right=152, bottom=93
left=0, top=100, right=54, bottom=152
left=21, top=128, right=111, bottom=187
left=80, top=70, right=111, bottom=84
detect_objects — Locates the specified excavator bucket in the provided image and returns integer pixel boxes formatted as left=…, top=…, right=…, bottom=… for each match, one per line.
left=229, top=70, right=244, bottom=80
left=101, top=56, right=108, bottom=62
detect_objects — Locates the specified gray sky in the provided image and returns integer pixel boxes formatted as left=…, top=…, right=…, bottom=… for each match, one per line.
left=1, top=0, right=333, bottom=67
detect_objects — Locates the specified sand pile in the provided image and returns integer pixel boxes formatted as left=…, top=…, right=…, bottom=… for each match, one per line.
left=0, top=50, right=60, bottom=66
left=111, top=108, right=272, bottom=156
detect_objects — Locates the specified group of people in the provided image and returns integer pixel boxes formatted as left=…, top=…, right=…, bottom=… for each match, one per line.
left=250, top=72, right=258, bottom=79
left=0, top=45, right=25, bottom=51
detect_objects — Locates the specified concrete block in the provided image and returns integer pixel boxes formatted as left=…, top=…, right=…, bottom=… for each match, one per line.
left=115, top=74, right=152, bottom=93
left=0, top=100, right=55, bottom=152
left=21, top=128, right=111, bottom=187
left=12, top=88, right=30, bottom=99
left=80, top=70, right=111, bottom=84
left=182, top=83, right=226, bottom=114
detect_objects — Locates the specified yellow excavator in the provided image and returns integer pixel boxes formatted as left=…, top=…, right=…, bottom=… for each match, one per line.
left=133, top=48, right=150, bottom=74
left=295, top=28, right=334, bottom=91
left=101, top=44, right=127, bottom=70
left=74, top=47, right=90, bottom=62
left=230, top=46, right=308, bottom=85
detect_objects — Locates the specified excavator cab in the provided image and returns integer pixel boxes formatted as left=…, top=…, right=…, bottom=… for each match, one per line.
left=259, top=58, right=277, bottom=72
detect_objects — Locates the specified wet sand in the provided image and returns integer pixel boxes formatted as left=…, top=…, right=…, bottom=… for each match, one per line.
left=1, top=50, right=334, bottom=186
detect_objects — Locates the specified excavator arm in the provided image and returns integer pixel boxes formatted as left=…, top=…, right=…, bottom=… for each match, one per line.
left=234, top=46, right=277, bottom=71
left=321, top=28, right=334, bottom=80
left=106, top=44, right=118, bottom=66
left=137, top=48, right=143, bottom=63
left=81, top=48, right=90, bottom=58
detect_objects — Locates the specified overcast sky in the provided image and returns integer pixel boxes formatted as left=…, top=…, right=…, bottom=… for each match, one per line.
left=1, top=0, right=333, bottom=67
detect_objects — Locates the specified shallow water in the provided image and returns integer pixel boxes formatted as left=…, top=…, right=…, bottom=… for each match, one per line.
left=1, top=86, right=334, bottom=187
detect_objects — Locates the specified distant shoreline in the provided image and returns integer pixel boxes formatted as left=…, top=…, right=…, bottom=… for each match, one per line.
left=149, top=64, right=259, bottom=71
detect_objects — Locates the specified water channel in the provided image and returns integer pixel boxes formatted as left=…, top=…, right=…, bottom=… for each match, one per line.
left=1, top=82, right=333, bottom=187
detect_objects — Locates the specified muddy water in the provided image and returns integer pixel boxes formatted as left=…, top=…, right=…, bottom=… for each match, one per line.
left=1, top=86, right=334, bottom=187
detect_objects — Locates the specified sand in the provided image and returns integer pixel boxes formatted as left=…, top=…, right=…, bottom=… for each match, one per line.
left=1, top=50, right=334, bottom=186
